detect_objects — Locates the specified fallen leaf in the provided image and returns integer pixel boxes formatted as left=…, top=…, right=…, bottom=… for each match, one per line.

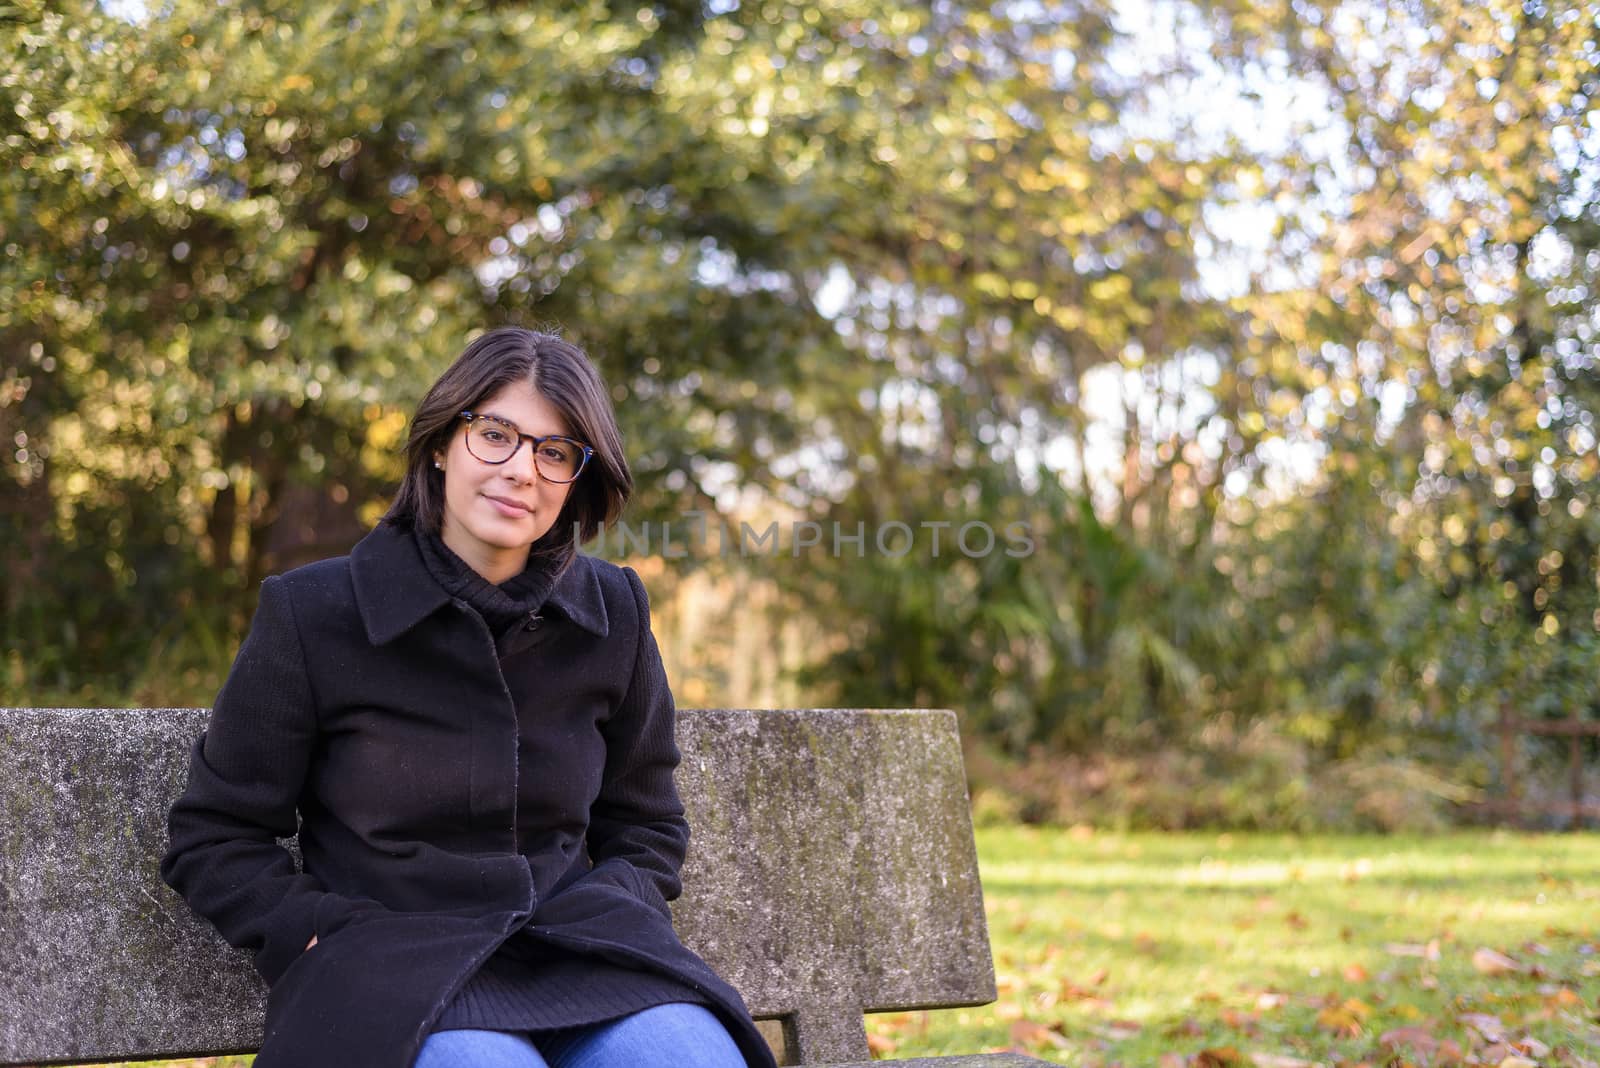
left=1385, top=941, right=1441, bottom=960
left=1101, top=1019, right=1142, bottom=1040
left=1220, top=1008, right=1261, bottom=1034
left=1249, top=1054, right=1317, bottom=1068
left=1459, top=1013, right=1507, bottom=1042
left=1380, top=1026, right=1440, bottom=1054
left=1316, top=999, right=1371, bottom=1037
left=1009, top=1019, right=1069, bottom=1051
left=1285, top=911, right=1309, bottom=930
left=1342, top=963, right=1370, bottom=982
left=1547, top=986, right=1584, bottom=1008
left=866, top=1033, right=897, bottom=1055
left=1196, top=1048, right=1246, bottom=1067
left=1496, top=1058, right=1538, bottom=1068
left=1472, top=948, right=1524, bottom=977
left=1159, top=1054, right=1187, bottom=1068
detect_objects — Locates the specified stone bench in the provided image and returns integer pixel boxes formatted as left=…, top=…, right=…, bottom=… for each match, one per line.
left=0, top=706, right=1041, bottom=1067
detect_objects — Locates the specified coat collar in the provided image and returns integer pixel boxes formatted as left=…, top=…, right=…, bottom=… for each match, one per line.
left=350, top=521, right=609, bottom=645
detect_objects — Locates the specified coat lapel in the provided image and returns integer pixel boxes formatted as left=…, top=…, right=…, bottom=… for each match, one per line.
left=349, top=521, right=609, bottom=646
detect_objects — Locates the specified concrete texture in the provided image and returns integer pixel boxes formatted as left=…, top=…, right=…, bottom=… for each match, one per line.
left=673, top=709, right=998, bottom=1064
left=0, top=707, right=1007, bottom=1067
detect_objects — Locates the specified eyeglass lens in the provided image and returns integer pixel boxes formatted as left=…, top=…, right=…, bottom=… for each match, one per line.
left=466, top=421, right=584, bottom=481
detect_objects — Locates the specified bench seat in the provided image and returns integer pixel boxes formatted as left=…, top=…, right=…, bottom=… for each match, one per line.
left=0, top=706, right=1042, bottom=1067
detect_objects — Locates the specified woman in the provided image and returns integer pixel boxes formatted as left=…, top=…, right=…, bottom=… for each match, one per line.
left=161, top=327, right=777, bottom=1068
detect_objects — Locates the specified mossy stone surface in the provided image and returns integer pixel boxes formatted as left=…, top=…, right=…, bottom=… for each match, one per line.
left=1, top=707, right=1001, bottom=1067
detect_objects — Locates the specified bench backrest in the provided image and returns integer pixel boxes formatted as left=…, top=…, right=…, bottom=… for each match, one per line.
left=0, top=707, right=995, bottom=1066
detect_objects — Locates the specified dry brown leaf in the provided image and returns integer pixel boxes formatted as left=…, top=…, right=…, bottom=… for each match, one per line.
left=1376, top=940, right=1440, bottom=965
left=1547, top=986, right=1585, bottom=1008
left=1472, top=947, right=1525, bottom=976
left=1380, top=1026, right=1440, bottom=1053
left=1248, top=1053, right=1318, bottom=1068
left=1342, top=963, right=1370, bottom=982
left=865, top=1033, right=897, bottom=1055
left=1008, top=1019, right=1069, bottom=1051
left=1220, top=1008, right=1261, bottom=1034
left=1195, top=1047, right=1246, bottom=1067
left=1316, top=998, right=1371, bottom=1037
left=1496, top=1057, right=1538, bottom=1068
left=1285, top=911, right=1309, bottom=930
left=1159, top=1054, right=1187, bottom=1068
left=1459, top=1013, right=1508, bottom=1042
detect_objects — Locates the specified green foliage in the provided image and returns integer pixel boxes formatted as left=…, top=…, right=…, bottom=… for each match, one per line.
left=2, top=0, right=1596, bottom=822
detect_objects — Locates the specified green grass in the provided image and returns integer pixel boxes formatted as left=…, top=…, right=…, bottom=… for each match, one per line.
left=867, top=827, right=1600, bottom=1065
left=110, top=828, right=1600, bottom=1067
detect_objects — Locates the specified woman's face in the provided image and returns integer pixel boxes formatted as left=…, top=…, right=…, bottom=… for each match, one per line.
left=433, top=379, right=578, bottom=583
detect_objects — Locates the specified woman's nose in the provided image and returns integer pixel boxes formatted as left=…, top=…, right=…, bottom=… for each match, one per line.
left=506, top=443, right=540, bottom=483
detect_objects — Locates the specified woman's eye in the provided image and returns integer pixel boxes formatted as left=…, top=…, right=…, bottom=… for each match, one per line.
left=540, top=445, right=569, bottom=461
left=481, top=429, right=510, bottom=444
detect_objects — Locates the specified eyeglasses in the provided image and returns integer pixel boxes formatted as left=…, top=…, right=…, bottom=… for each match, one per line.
left=457, top=411, right=593, bottom=484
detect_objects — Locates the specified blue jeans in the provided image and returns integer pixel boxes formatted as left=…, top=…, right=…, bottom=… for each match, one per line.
left=414, top=1003, right=746, bottom=1068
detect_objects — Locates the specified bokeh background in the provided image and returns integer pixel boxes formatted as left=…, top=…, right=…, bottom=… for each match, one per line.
left=4, top=0, right=1599, bottom=832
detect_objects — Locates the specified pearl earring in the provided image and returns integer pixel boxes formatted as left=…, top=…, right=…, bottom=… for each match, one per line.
left=433, top=460, right=443, bottom=470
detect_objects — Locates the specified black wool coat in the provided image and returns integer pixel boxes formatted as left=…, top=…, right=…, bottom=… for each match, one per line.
left=160, top=520, right=776, bottom=1068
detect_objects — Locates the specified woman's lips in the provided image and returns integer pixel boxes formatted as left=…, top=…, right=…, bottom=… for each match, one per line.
left=485, top=495, right=531, bottom=517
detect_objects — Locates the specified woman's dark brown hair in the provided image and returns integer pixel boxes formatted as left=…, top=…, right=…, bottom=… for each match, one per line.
left=384, top=327, right=632, bottom=559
